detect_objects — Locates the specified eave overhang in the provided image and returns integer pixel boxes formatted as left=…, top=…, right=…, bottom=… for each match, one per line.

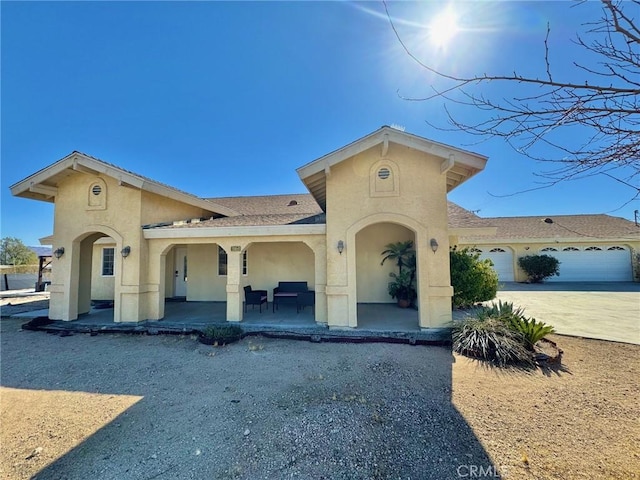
left=10, top=152, right=240, bottom=217
left=296, top=126, right=488, bottom=210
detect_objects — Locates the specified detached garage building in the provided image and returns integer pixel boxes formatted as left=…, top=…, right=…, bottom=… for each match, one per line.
left=455, top=213, right=640, bottom=283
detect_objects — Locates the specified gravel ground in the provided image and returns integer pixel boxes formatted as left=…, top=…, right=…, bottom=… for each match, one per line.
left=1, top=299, right=639, bottom=480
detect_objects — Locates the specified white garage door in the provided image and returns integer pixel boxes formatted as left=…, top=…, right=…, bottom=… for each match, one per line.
left=540, top=246, right=632, bottom=282
left=476, top=247, right=515, bottom=282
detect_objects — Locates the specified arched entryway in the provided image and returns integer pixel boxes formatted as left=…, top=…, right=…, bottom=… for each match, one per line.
left=67, top=227, right=123, bottom=321
left=353, top=221, right=419, bottom=330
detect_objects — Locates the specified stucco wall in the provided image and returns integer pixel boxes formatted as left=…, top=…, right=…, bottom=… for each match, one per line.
left=184, top=242, right=315, bottom=301
left=324, top=142, right=453, bottom=328
left=356, top=223, right=414, bottom=303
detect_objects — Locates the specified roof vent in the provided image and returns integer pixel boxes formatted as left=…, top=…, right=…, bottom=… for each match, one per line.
left=288, top=200, right=298, bottom=206
left=543, top=218, right=554, bottom=224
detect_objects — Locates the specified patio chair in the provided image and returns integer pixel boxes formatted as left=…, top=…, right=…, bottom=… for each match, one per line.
left=296, top=290, right=315, bottom=314
left=244, top=285, right=268, bottom=313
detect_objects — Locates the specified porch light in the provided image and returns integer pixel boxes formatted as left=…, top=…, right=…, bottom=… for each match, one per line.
left=121, top=246, right=131, bottom=258
left=337, top=240, right=344, bottom=255
left=430, top=238, right=439, bottom=253
left=53, top=247, right=65, bottom=259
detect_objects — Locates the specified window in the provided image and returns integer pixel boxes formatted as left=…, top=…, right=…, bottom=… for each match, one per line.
left=585, top=246, right=602, bottom=251
left=562, top=247, right=580, bottom=251
left=541, top=247, right=557, bottom=252
left=489, top=248, right=506, bottom=253
left=218, top=246, right=247, bottom=276
left=608, top=246, right=625, bottom=251
left=102, top=248, right=115, bottom=276
left=470, top=248, right=482, bottom=253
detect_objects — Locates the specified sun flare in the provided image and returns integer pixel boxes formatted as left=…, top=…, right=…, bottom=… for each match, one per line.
left=429, top=7, right=459, bottom=48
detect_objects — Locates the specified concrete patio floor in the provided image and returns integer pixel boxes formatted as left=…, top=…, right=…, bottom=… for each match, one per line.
left=14, top=300, right=452, bottom=344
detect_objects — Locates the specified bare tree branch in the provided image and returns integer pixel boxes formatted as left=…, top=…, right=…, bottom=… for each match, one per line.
left=384, top=0, right=640, bottom=194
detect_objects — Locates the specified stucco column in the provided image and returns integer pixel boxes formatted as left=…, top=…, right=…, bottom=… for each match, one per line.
left=223, top=246, right=244, bottom=322
left=417, top=232, right=453, bottom=329
left=48, top=241, right=76, bottom=321
left=308, top=240, right=328, bottom=325
left=145, top=241, right=167, bottom=321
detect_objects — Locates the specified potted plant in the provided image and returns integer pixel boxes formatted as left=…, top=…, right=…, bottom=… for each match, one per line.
left=381, top=241, right=417, bottom=308
left=198, top=325, right=243, bottom=346
left=387, top=270, right=417, bottom=308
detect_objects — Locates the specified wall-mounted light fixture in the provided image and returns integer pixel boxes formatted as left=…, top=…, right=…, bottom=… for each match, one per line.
left=121, top=246, right=131, bottom=258
left=430, top=238, right=439, bottom=254
left=53, top=247, right=65, bottom=259
left=337, top=240, right=344, bottom=255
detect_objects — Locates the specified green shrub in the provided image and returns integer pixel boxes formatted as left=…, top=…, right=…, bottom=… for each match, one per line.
left=450, top=247, right=499, bottom=308
left=518, top=254, right=560, bottom=283
left=452, top=317, right=533, bottom=366
left=201, top=325, right=243, bottom=341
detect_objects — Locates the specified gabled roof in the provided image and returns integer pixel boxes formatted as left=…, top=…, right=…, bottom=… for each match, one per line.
left=459, top=214, right=640, bottom=243
left=296, top=126, right=488, bottom=210
left=10, top=151, right=240, bottom=217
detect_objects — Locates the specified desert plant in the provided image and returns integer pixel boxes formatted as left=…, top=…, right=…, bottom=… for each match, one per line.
left=450, top=247, right=499, bottom=308
left=518, top=254, right=560, bottom=283
left=478, top=300, right=556, bottom=350
left=452, top=317, right=534, bottom=366
left=201, top=325, right=243, bottom=342
left=507, top=316, right=556, bottom=350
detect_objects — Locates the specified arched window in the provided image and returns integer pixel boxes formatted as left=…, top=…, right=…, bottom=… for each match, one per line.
left=585, top=246, right=602, bottom=251
left=489, top=248, right=507, bottom=253
left=540, top=247, right=558, bottom=252
left=562, top=247, right=580, bottom=251
left=608, top=246, right=625, bottom=251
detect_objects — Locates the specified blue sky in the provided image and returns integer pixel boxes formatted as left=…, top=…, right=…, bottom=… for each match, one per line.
left=2, top=1, right=637, bottom=246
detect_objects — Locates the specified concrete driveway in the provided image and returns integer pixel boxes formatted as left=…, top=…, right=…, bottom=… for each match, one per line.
left=493, top=282, right=640, bottom=345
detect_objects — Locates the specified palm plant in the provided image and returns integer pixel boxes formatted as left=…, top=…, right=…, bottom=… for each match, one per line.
left=380, top=241, right=415, bottom=275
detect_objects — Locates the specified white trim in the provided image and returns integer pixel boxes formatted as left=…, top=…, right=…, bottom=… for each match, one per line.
left=101, top=247, right=115, bottom=277
left=297, top=127, right=487, bottom=179
left=143, top=224, right=326, bottom=239
left=11, top=152, right=240, bottom=217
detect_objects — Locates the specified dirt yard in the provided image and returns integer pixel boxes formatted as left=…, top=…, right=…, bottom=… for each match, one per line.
left=1, top=298, right=639, bottom=479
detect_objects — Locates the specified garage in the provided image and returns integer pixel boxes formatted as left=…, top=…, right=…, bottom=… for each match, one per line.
left=475, top=247, right=515, bottom=282
left=540, top=245, right=633, bottom=282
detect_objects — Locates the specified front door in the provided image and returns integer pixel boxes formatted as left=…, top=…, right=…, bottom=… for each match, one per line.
left=174, top=247, right=187, bottom=297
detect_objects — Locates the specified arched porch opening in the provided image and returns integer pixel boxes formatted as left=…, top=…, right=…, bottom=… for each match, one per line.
left=354, top=222, right=419, bottom=330
left=68, top=227, right=123, bottom=321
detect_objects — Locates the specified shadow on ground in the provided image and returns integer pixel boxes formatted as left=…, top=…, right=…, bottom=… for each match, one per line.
left=1, top=319, right=503, bottom=480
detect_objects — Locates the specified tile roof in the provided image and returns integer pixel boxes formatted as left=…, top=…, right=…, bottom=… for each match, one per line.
left=153, top=194, right=484, bottom=229
left=146, top=190, right=640, bottom=241
left=459, top=214, right=640, bottom=242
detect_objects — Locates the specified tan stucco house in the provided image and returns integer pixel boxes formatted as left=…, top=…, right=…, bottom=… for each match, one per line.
left=10, top=127, right=639, bottom=328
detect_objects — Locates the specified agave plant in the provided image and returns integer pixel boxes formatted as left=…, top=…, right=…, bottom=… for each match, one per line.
left=453, top=317, right=534, bottom=367
left=477, top=300, right=555, bottom=350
